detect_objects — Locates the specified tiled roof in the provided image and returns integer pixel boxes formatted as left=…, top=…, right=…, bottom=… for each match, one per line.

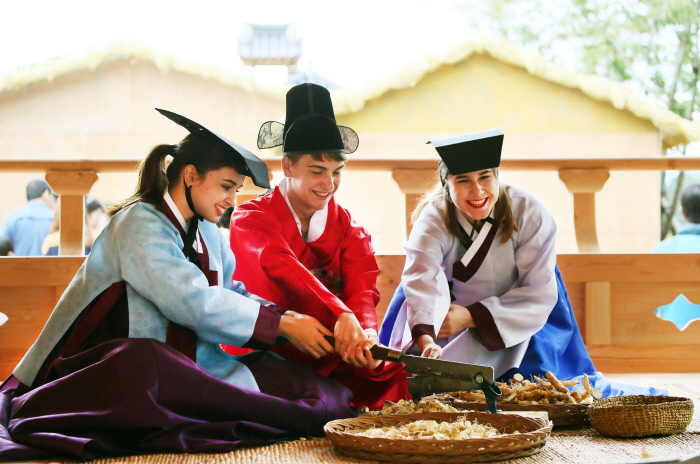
left=238, top=24, right=301, bottom=66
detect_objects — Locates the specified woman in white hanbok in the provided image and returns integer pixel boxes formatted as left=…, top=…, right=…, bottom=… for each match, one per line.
left=379, top=129, right=664, bottom=398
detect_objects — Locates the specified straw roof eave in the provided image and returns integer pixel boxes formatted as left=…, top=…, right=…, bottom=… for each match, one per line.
left=2, top=37, right=699, bottom=149
left=330, top=36, right=700, bottom=150
left=0, top=39, right=288, bottom=101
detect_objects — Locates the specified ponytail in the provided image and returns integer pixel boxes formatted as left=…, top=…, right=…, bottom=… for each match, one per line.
left=107, top=133, right=248, bottom=217
left=106, top=144, right=174, bottom=217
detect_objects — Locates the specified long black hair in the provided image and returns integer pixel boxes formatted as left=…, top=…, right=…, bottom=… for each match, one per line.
left=107, top=134, right=246, bottom=217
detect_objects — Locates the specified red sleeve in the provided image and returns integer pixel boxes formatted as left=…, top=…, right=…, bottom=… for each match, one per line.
left=230, top=207, right=353, bottom=330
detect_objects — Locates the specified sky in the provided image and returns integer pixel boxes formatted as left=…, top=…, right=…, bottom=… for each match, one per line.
left=0, top=0, right=490, bottom=89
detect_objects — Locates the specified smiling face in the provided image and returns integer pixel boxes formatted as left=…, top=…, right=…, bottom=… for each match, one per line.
left=447, top=169, right=499, bottom=223
left=187, top=166, right=246, bottom=224
left=282, top=154, right=344, bottom=223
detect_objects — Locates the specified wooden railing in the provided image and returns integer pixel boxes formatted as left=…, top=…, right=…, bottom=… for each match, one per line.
left=1, top=253, right=699, bottom=378
left=379, top=254, right=700, bottom=373
left=3, top=156, right=700, bottom=254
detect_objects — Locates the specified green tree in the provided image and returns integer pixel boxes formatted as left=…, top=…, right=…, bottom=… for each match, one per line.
left=460, top=0, right=700, bottom=238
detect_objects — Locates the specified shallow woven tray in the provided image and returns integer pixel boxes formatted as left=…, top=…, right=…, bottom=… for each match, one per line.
left=423, top=392, right=590, bottom=427
left=450, top=399, right=590, bottom=427
left=587, top=395, right=694, bottom=438
left=324, top=411, right=553, bottom=463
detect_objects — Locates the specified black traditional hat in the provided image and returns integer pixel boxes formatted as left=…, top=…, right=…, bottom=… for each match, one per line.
left=428, top=129, right=503, bottom=175
left=156, top=108, right=270, bottom=189
left=257, top=83, right=358, bottom=155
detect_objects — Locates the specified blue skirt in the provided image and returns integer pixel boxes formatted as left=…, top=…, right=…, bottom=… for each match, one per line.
left=379, top=265, right=666, bottom=397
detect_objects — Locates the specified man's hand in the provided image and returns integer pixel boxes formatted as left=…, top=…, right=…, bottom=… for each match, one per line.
left=348, top=328, right=383, bottom=369
left=417, top=333, right=442, bottom=359
left=438, top=304, right=474, bottom=339
left=278, top=311, right=333, bottom=359
left=334, top=312, right=372, bottom=367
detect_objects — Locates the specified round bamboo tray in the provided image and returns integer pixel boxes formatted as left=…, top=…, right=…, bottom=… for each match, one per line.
left=324, top=412, right=553, bottom=463
left=450, top=400, right=590, bottom=427
left=587, top=395, right=693, bottom=438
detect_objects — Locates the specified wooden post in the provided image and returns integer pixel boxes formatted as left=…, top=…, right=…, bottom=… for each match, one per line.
left=391, top=169, right=437, bottom=238
left=584, top=281, right=612, bottom=345
left=45, top=170, right=98, bottom=256
left=558, top=168, right=610, bottom=253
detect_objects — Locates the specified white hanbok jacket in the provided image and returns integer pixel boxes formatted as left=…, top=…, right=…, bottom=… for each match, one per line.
left=386, top=186, right=558, bottom=377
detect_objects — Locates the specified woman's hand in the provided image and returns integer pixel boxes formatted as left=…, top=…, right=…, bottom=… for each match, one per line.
left=278, top=311, right=333, bottom=359
left=438, top=304, right=474, bottom=339
left=417, top=334, right=442, bottom=359
left=333, top=312, right=369, bottom=366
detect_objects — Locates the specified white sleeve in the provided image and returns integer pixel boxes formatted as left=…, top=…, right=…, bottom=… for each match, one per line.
left=402, top=203, right=455, bottom=335
left=478, top=193, right=558, bottom=348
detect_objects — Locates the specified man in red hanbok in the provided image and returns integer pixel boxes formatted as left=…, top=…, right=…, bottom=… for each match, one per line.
left=223, top=84, right=410, bottom=409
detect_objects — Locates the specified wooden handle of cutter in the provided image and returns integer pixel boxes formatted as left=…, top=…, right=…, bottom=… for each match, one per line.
left=324, top=335, right=402, bottom=362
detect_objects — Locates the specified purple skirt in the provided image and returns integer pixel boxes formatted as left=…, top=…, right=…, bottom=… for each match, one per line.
left=0, top=338, right=356, bottom=461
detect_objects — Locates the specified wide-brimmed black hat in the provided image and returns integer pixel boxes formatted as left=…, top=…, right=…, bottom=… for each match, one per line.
left=428, top=129, right=503, bottom=175
left=257, top=83, right=358, bottom=155
left=157, top=108, right=270, bottom=189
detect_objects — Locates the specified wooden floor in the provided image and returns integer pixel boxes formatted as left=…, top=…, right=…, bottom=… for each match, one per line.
left=606, top=373, right=700, bottom=398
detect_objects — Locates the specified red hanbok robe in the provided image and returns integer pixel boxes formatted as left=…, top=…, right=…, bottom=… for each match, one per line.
left=224, top=184, right=410, bottom=409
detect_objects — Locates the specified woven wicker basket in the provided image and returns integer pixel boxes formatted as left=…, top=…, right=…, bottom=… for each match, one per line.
left=324, top=412, right=553, bottom=463
left=587, top=395, right=693, bottom=438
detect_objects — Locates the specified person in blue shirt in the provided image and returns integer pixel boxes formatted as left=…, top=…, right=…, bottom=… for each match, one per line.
left=0, top=235, right=13, bottom=256
left=0, top=180, right=57, bottom=256
left=652, top=183, right=700, bottom=253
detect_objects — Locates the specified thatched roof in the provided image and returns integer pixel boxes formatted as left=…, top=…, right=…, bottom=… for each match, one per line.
left=0, top=40, right=287, bottom=100
left=331, top=36, right=700, bottom=150
left=2, top=37, right=699, bottom=149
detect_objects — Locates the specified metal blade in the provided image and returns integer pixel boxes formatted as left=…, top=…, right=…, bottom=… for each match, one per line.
left=324, top=336, right=501, bottom=412
left=396, top=351, right=495, bottom=384
left=406, top=376, right=480, bottom=397
left=325, top=336, right=494, bottom=383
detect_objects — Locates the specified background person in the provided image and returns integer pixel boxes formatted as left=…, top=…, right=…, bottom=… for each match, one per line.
left=0, top=180, right=56, bottom=256
left=652, top=183, right=700, bottom=253
left=0, top=235, right=14, bottom=256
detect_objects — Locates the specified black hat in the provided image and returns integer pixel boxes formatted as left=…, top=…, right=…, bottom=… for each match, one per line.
left=156, top=108, right=270, bottom=189
left=257, top=83, right=358, bottom=155
left=428, top=129, right=503, bottom=175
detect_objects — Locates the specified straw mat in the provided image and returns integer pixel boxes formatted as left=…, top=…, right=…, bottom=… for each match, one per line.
left=24, top=384, right=700, bottom=464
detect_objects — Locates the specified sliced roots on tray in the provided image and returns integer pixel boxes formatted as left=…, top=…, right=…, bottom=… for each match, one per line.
left=352, top=416, right=512, bottom=440
left=367, top=371, right=602, bottom=415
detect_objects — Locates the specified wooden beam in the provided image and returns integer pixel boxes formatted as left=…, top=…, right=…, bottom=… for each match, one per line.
left=0, top=257, right=84, bottom=286
left=0, top=159, right=141, bottom=172
left=558, top=253, right=700, bottom=283
left=4, top=156, right=700, bottom=174
left=588, top=344, right=700, bottom=373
